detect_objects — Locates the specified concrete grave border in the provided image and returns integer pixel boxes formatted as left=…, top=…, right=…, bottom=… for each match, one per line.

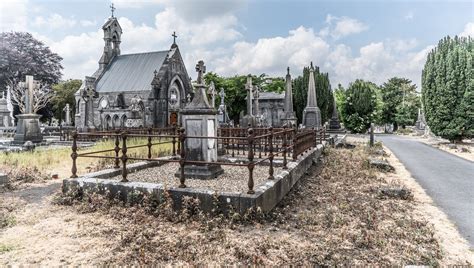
left=63, top=142, right=327, bottom=214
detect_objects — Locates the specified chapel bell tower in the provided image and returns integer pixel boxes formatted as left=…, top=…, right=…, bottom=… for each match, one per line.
left=99, top=4, right=122, bottom=69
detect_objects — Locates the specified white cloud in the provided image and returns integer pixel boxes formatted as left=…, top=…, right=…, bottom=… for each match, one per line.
left=214, top=26, right=329, bottom=76
left=404, top=11, right=414, bottom=21
left=113, top=0, right=246, bottom=22
left=80, top=20, right=97, bottom=27
left=460, top=22, right=474, bottom=37
left=320, top=14, right=368, bottom=39
left=0, top=0, right=28, bottom=31
left=326, top=41, right=433, bottom=88
left=32, top=14, right=77, bottom=29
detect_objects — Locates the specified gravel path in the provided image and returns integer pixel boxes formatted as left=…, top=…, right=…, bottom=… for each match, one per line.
left=111, top=162, right=282, bottom=193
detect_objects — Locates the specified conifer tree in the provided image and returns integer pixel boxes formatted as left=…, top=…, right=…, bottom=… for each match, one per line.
left=422, top=36, right=473, bottom=141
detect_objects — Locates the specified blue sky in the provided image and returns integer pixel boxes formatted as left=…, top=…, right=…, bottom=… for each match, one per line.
left=1, top=0, right=473, bottom=88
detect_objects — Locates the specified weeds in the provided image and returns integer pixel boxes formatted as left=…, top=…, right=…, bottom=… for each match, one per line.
left=50, top=145, right=442, bottom=265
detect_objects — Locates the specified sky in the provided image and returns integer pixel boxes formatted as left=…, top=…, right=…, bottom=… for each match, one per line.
left=1, top=0, right=473, bottom=89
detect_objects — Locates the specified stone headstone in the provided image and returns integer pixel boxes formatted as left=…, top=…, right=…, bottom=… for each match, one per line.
left=329, top=95, right=341, bottom=130
left=176, top=60, right=224, bottom=180
left=0, top=92, right=10, bottom=127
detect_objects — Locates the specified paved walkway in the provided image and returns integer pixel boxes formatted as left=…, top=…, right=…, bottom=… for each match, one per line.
left=377, top=135, right=474, bottom=247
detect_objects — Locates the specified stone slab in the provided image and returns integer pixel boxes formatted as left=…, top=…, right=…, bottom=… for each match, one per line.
left=63, top=144, right=326, bottom=215
left=0, top=173, right=8, bottom=186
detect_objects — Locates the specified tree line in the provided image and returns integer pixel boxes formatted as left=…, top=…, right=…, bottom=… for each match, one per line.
left=2, top=31, right=471, bottom=142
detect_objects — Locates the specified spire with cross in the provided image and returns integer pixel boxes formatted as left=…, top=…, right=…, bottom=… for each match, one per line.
left=171, top=31, right=178, bottom=48
left=110, top=3, right=116, bottom=18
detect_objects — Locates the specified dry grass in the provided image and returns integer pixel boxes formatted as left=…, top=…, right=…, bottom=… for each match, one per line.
left=0, top=138, right=172, bottom=185
left=46, top=145, right=442, bottom=265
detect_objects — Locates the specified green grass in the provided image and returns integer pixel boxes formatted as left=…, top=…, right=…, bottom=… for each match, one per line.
left=0, top=244, right=14, bottom=253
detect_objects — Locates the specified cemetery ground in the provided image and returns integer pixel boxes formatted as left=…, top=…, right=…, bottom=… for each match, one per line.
left=0, top=139, right=473, bottom=265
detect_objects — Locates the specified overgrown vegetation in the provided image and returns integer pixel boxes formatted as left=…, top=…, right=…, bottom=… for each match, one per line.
left=53, top=145, right=441, bottom=265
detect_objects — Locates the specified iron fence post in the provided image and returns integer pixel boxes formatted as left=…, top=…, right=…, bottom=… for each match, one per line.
left=247, top=128, right=255, bottom=194
left=114, top=130, right=120, bottom=168
left=147, top=127, right=152, bottom=159
left=268, top=127, right=274, bottom=180
left=121, top=131, right=128, bottom=182
left=70, top=131, right=78, bottom=178
left=282, top=126, right=288, bottom=169
left=179, top=127, right=186, bottom=188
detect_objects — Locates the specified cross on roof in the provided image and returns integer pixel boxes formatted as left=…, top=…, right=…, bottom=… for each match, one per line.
left=172, top=31, right=177, bottom=44
left=195, top=60, right=206, bottom=84
left=110, top=3, right=116, bottom=17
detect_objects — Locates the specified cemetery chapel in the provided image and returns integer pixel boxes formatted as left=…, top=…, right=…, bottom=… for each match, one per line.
left=75, top=7, right=193, bottom=131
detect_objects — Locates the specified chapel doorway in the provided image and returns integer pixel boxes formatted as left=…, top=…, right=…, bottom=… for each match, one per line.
left=169, top=112, right=178, bottom=126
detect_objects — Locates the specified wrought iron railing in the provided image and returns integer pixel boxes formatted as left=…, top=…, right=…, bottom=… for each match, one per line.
left=70, top=126, right=327, bottom=194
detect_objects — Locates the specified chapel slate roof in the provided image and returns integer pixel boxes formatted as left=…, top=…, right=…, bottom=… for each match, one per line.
left=259, top=92, right=285, bottom=100
left=95, top=51, right=169, bottom=93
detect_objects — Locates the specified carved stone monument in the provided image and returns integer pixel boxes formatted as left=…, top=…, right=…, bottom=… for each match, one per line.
left=13, top=75, right=43, bottom=144
left=415, top=108, right=426, bottom=130
left=302, top=62, right=321, bottom=129
left=63, top=103, right=72, bottom=126
left=217, top=88, right=230, bottom=125
left=329, top=95, right=341, bottom=130
left=282, top=67, right=297, bottom=126
left=240, top=75, right=257, bottom=127
left=176, top=60, right=224, bottom=179
left=0, top=92, right=11, bottom=127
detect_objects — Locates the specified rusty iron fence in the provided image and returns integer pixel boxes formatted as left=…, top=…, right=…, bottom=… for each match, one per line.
left=70, top=126, right=327, bottom=194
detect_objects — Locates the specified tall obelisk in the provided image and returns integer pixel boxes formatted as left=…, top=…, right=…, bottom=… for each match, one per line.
left=302, top=62, right=321, bottom=129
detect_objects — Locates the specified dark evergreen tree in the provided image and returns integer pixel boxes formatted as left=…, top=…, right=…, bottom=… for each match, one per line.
left=380, top=77, right=419, bottom=131
left=422, top=36, right=473, bottom=141
left=342, top=79, right=378, bottom=133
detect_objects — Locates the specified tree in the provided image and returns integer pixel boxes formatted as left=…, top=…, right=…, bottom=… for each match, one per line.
left=394, top=105, right=413, bottom=129
left=422, top=36, right=473, bottom=141
left=342, top=79, right=378, bottom=133
left=0, top=32, right=63, bottom=121
left=50, top=79, right=82, bottom=124
left=293, top=65, right=334, bottom=124
left=380, top=77, right=419, bottom=131
left=10, top=80, right=53, bottom=114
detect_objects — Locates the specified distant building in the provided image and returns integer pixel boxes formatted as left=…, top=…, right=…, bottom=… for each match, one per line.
left=75, top=13, right=192, bottom=131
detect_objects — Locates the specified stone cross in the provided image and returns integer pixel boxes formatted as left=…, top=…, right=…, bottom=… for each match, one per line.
left=208, top=81, right=216, bottom=108
left=195, top=60, right=206, bottom=85
left=253, top=85, right=259, bottom=116
left=63, top=103, right=71, bottom=126
left=110, top=3, right=116, bottom=17
left=219, top=88, right=225, bottom=105
left=25, top=75, right=35, bottom=114
left=172, top=31, right=177, bottom=44
left=245, top=75, right=253, bottom=116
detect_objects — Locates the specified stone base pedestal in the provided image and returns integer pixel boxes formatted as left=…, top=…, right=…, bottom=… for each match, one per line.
left=0, top=173, right=8, bottom=186
left=13, top=114, right=43, bottom=144
left=175, top=164, right=224, bottom=180
left=329, top=117, right=341, bottom=130
left=240, top=115, right=257, bottom=127
left=302, top=106, right=321, bottom=129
